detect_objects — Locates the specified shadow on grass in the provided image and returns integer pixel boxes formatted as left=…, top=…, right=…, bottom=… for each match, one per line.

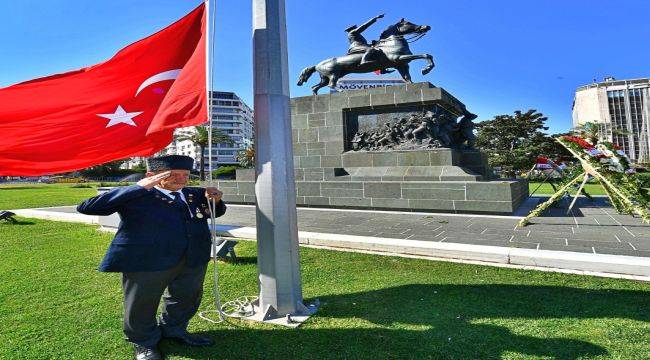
left=164, top=284, right=649, bottom=359
left=0, top=220, right=36, bottom=225
left=0, top=186, right=42, bottom=190
left=222, top=256, right=257, bottom=265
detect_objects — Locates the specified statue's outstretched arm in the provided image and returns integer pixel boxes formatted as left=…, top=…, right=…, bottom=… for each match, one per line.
left=355, top=13, right=384, bottom=34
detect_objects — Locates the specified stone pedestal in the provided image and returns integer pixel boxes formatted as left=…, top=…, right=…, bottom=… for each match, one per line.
left=212, top=82, right=528, bottom=214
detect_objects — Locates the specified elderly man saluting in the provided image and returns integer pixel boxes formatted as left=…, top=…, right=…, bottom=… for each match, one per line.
left=77, top=155, right=226, bottom=360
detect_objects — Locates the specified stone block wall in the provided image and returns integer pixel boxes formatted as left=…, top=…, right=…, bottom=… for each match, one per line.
left=212, top=82, right=529, bottom=214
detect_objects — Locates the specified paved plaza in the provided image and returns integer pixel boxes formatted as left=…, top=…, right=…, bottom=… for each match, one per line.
left=28, top=196, right=650, bottom=259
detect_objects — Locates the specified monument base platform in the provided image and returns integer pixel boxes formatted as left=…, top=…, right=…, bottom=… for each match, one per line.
left=213, top=172, right=528, bottom=215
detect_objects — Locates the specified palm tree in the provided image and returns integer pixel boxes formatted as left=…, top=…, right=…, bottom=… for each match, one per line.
left=176, top=125, right=234, bottom=180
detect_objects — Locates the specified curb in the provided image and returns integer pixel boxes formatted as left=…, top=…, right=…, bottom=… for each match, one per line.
left=11, top=208, right=650, bottom=280
left=215, top=225, right=650, bottom=279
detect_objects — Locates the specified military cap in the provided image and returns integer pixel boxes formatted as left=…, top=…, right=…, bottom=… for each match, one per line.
left=147, top=155, right=194, bottom=171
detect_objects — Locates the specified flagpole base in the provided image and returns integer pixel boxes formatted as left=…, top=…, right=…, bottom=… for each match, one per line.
left=236, top=299, right=320, bottom=328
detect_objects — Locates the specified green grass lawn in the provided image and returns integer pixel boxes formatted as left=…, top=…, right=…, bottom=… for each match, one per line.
left=1, top=218, right=648, bottom=359
left=0, top=183, right=98, bottom=209
left=529, top=182, right=607, bottom=196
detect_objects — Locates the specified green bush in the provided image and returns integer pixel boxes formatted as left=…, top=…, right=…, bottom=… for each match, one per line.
left=212, top=166, right=239, bottom=178
left=97, top=182, right=131, bottom=187
left=70, top=184, right=93, bottom=188
left=634, top=172, right=650, bottom=188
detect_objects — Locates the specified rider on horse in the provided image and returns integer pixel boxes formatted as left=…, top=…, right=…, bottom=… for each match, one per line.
left=344, top=14, right=392, bottom=73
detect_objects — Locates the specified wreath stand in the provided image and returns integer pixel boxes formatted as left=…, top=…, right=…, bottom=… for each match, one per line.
left=518, top=139, right=650, bottom=227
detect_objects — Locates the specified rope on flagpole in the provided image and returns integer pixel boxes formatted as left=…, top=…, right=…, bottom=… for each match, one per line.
left=199, top=0, right=226, bottom=324
left=199, top=0, right=258, bottom=325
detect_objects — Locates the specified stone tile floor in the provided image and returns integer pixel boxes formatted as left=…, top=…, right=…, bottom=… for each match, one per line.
left=44, top=197, right=650, bottom=258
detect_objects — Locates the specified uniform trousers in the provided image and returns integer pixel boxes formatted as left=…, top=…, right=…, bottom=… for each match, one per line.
left=121, top=257, right=208, bottom=348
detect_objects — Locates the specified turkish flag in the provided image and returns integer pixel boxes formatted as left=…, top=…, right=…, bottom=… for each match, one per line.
left=0, top=4, right=207, bottom=176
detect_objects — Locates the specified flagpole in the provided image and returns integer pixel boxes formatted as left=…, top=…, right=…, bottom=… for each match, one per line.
left=206, top=0, right=213, bottom=183
left=204, top=0, right=226, bottom=323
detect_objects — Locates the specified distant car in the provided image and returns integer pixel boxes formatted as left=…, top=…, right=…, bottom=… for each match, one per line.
left=119, top=173, right=145, bottom=182
left=38, top=177, right=56, bottom=184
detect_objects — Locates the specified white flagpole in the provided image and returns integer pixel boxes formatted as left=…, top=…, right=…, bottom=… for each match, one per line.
left=206, top=0, right=213, bottom=183
left=203, top=0, right=226, bottom=323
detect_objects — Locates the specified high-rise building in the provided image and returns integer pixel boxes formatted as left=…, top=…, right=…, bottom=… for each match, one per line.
left=572, top=77, right=650, bottom=163
left=146, top=91, right=254, bottom=172
left=207, top=91, right=254, bottom=169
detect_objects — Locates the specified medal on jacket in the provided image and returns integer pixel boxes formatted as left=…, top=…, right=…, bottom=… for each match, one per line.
left=195, top=208, right=204, bottom=218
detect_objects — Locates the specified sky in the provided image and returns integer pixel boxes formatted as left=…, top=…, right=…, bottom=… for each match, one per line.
left=1, top=0, right=649, bottom=133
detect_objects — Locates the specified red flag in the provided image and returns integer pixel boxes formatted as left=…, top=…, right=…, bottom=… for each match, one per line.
left=0, top=4, right=207, bottom=176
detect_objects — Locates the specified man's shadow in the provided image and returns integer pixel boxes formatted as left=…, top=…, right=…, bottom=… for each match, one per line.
left=164, top=284, right=648, bottom=359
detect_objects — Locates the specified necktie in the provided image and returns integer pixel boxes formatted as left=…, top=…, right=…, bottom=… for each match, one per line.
left=170, top=191, right=192, bottom=218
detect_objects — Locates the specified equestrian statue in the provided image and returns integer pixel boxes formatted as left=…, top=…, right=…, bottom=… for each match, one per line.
left=297, top=15, right=434, bottom=94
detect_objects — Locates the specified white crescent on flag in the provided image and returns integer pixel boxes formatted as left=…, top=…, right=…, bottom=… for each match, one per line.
left=135, top=69, right=182, bottom=96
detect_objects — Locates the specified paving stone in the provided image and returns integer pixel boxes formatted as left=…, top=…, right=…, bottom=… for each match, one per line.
left=628, top=241, right=650, bottom=250
left=539, top=244, right=595, bottom=253
left=566, top=235, right=621, bottom=243
left=442, top=238, right=510, bottom=247
left=508, top=242, right=540, bottom=250
left=595, top=248, right=650, bottom=257
left=568, top=239, right=631, bottom=249
left=372, top=232, right=412, bottom=239
left=511, top=235, right=566, bottom=245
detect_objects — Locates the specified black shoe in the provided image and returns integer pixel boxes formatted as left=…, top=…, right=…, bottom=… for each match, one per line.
left=163, top=332, right=215, bottom=347
left=134, top=344, right=163, bottom=360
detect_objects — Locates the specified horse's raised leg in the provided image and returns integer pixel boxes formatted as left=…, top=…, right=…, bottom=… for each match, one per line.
left=328, top=74, right=340, bottom=89
left=397, top=54, right=435, bottom=75
left=395, top=64, right=412, bottom=83
left=311, top=74, right=329, bottom=95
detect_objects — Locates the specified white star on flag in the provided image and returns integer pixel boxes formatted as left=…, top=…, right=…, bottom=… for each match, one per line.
left=97, top=105, right=143, bottom=128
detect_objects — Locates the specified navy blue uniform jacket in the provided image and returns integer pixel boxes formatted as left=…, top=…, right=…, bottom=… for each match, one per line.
left=77, top=185, right=226, bottom=273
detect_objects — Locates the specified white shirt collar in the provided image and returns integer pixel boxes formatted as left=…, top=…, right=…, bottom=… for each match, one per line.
left=154, top=186, right=187, bottom=202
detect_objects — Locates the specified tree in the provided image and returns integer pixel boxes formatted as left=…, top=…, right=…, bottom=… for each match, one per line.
left=176, top=126, right=234, bottom=180
left=475, top=110, right=570, bottom=177
left=80, top=159, right=130, bottom=178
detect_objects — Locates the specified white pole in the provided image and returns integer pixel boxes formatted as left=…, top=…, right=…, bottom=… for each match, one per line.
left=205, top=0, right=225, bottom=323
left=205, top=0, right=213, bottom=181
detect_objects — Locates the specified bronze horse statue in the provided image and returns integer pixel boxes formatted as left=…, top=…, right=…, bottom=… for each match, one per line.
left=297, top=18, right=434, bottom=94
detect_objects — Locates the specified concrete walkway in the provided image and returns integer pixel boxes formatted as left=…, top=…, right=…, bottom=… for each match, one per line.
left=12, top=196, right=650, bottom=280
